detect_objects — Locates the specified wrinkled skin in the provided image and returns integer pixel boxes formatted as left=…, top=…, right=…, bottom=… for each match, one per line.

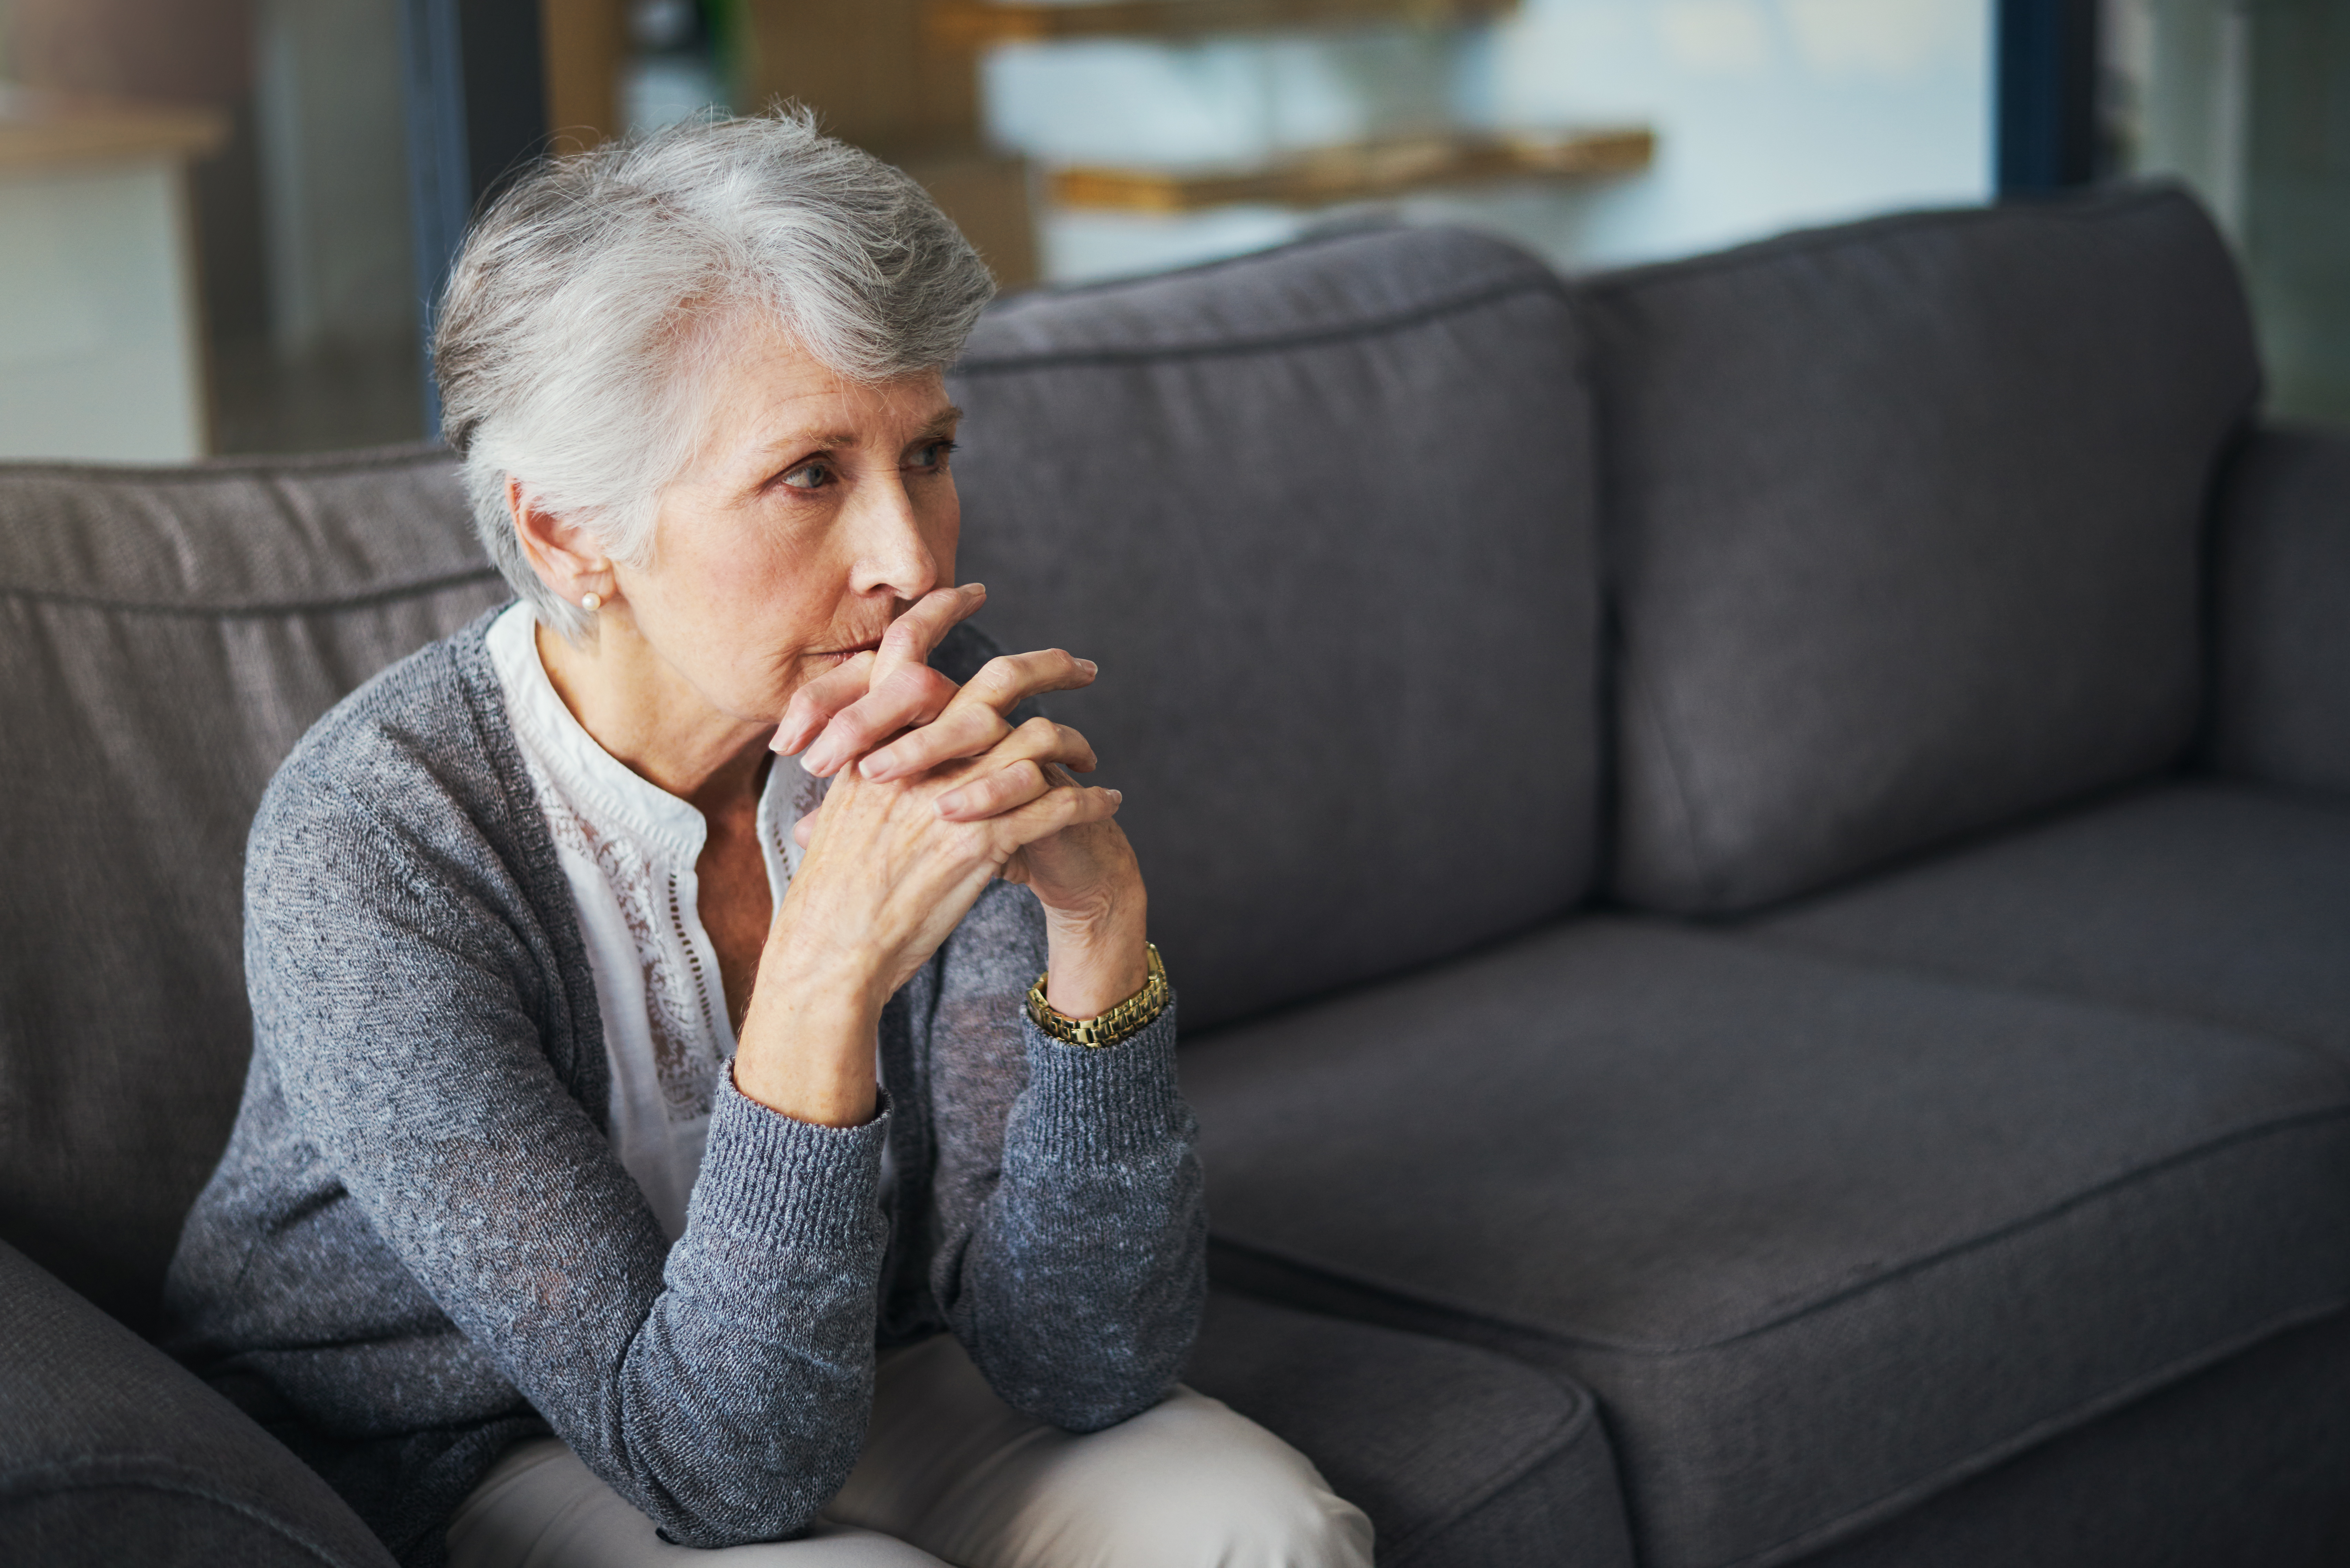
left=505, top=317, right=1148, bottom=1126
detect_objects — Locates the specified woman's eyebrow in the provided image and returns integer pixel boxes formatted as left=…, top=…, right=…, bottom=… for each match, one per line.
left=750, top=407, right=962, bottom=460
left=752, top=428, right=854, bottom=458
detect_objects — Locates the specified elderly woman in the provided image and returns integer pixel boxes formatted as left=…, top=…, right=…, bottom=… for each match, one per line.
left=164, top=114, right=1373, bottom=1568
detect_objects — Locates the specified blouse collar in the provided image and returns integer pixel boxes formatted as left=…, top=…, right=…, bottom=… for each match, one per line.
left=485, top=603, right=803, bottom=875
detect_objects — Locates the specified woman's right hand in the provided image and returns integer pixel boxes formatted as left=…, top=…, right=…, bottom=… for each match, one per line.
left=776, top=727, right=1120, bottom=1004
left=729, top=592, right=1122, bottom=1127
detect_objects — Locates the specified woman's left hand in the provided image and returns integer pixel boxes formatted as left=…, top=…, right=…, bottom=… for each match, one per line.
left=775, top=590, right=1151, bottom=1017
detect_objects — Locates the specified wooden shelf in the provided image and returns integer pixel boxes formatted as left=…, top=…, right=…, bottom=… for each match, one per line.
left=928, top=0, right=1516, bottom=45
left=0, top=88, right=226, bottom=174
left=1049, top=127, right=1653, bottom=213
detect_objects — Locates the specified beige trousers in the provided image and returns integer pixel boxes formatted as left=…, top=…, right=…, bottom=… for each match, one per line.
left=446, top=1333, right=1376, bottom=1568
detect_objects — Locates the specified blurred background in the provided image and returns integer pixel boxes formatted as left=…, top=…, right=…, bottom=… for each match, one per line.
left=0, top=0, right=2341, bottom=463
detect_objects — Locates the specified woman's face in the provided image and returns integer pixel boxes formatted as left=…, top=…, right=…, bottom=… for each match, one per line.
left=606, top=318, right=962, bottom=729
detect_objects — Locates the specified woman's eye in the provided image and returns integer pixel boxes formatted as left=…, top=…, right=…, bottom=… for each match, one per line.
left=908, top=439, right=956, bottom=472
left=780, top=461, right=830, bottom=490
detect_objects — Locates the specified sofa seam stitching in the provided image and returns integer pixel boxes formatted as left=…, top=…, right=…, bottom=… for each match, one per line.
left=1573, top=184, right=2187, bottom=301
left=0, top=567, right=505, bottom=617
left=955, top=273, right=1566, bottom=374
left=1379, top=1385, right=1594, bottom=1564
left=1708, top=1295, right=2350, bottom=1568
left=1210, top=1100, right=2350, bottom=1356
left=0, top=443, right=449, bottom=481
left=1728, top=920, right=2350, bottom=1071
left=1557, top=1100, right=2350, bottom=1352
left=0, top=1456, right=365, bottom=1568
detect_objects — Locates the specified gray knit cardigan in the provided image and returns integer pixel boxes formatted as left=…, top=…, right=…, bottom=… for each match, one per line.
left=162, top=613, right=1204, bottom=1567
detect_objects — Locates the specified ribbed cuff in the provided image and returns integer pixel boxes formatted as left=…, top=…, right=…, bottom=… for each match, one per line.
left=684, top=1075, right=892, bottom=1258
left=1018, top=992, right=1186, bottom=1160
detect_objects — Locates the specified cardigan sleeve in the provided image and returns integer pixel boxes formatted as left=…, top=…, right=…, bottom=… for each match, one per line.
left=918, top=880, right=1207, bottom=1429
left=243, top=775, right=890, bottom=1548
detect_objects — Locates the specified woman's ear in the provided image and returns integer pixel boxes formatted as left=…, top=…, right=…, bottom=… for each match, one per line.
left=506, top=476, right=614, bottom=606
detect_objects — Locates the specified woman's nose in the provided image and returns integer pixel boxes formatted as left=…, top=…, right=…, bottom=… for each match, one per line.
left=846, top=472, right=938, bottom=602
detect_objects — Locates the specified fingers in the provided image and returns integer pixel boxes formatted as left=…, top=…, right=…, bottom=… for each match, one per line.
left=859, top=700, right=1012, bottom=782
left=773, top=584, right=984, bottom=761
left=856, top=648, right=1099, bottom=782
left=872, top=583, right=988, bottom=683
left=981, top=776, right=1124, bottom=857
left=789, top=755, right=1119, bottom=861
left=800, top=662, right=962, bottom=778
left=935, top=718, right=1101, bottom=821
left=933, top=759, right=1054, bottom=824
left=773, top=651, right=878, bottom=757
left=957, top=649, right=1100, bottom=718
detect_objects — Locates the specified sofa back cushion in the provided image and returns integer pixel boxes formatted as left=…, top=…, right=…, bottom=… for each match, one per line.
left=1586, top=186, right=2261, bottom=914
left=950, top=227, right=1601, bottom=1031
left=0, top=450, right=504, bottom=1330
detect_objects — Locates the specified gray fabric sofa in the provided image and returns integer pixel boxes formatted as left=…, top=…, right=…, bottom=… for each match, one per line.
left=4, top=182, right=2345, bottom=1567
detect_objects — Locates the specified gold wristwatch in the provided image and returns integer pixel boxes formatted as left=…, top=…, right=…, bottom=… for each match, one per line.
left=1025, top=943, right=1169, bottom=1049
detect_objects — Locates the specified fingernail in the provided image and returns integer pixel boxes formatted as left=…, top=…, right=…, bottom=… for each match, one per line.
left=935, top=795, right=962, bottom=818
left=1077, top=659, right=1098, bottom=676
left=964, top=582, right=987, bottom=594
left=1107, top=788, right=1124, bottom=804
left=859, top=753, right=892, bottom=779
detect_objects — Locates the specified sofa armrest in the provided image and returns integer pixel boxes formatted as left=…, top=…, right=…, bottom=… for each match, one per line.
left=2211, top=421, right=2350, bottom=796
left=0, top=1238, right=396, bottom=1568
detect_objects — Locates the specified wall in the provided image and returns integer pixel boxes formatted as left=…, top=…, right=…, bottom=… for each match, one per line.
left=0, top=157, right=209, bottom=461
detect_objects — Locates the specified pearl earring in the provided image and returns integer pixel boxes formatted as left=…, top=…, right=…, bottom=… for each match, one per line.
left=581, top=592, right=602, bottom=611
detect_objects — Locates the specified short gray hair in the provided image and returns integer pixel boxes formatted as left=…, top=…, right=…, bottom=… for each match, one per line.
left=432, top=109, right=997, bottom=642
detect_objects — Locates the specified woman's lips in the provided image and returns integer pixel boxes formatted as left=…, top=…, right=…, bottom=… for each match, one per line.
left=810, top=637, right=882, bottom=668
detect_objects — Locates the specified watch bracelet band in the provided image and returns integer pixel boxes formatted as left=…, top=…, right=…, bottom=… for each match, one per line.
left=1025, top=942, right=1169, bottom=1049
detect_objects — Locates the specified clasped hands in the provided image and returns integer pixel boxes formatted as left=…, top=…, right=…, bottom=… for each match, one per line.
left=762, top=584, right=1150, bottom=1040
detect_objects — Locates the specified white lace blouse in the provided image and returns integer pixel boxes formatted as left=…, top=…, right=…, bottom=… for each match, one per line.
left=485, top=603, right=830, bottom=1241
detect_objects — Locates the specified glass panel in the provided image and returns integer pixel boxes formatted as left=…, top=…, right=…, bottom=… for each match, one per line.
left=2107, top=0, right=2350, bottom=424
left=0, top=0, right=423, bottom=458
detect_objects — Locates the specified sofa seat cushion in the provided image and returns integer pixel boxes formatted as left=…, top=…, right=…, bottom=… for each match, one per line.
left=1187, top=1292, right=1634, bottom=1567
left=0, top=1239, right=397, bottom=1567
left=1182, top=918, right=2350, bottom=1568
left=1746, top=781, right=2350, bottom=1059
left=1794, top=1310, right=2350, bottom=1568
